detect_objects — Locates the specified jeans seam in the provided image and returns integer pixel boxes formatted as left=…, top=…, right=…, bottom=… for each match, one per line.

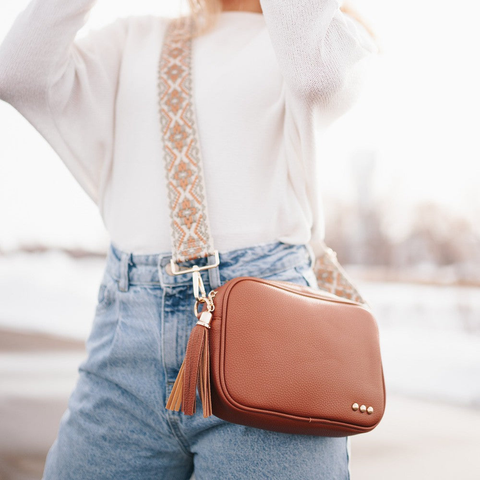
left=164, top=414, right=194, bottom=458
left=346, top=436, right=352, bottom=479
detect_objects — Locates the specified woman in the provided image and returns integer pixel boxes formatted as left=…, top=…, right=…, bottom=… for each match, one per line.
left=0, top=0, right=378, bottom=478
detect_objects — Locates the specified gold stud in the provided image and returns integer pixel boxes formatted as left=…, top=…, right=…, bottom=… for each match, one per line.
left=359, top=404, right=367, bottom=413
left=367, top=406, right=374, bottom=414
left=351, top=403, right=359, bottom=411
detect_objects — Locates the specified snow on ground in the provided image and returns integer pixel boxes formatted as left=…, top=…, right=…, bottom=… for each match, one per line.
left=0, top=250, right=104, bottom=339
left=0, top=351, right=85, bottom=398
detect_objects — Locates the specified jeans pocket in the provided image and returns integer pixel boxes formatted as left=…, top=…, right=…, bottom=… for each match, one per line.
left=83, top=274, right=120, bottom=368
left=95, top=273, right=117, bottom=315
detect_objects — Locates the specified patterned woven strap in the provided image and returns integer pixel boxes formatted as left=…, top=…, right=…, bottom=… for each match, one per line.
left=313, top=245, right=367, bottom=305
left=157, top=16, right=216, bottom=264
left=157, top=15, right=367, bottom=305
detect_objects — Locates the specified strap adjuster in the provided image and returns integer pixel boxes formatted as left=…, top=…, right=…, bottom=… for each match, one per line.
left=167, top=250, right=220, bottom=276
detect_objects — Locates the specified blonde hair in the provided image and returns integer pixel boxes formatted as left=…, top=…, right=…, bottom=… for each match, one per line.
left=186, top=0, right=222, bottom=38
left=186, top=0, right=379, bottom=51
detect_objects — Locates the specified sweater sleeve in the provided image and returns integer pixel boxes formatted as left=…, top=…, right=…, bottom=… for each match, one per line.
left=0, top=0, right=129, bottom=205
left=259, top=0, right=378, bottom=122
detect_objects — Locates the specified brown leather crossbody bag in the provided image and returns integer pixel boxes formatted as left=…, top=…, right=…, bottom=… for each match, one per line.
left=158, top=16, right=386, bottom=437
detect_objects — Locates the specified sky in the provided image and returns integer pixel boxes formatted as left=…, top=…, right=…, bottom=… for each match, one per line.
left=0, top=0, right=479, bottom=250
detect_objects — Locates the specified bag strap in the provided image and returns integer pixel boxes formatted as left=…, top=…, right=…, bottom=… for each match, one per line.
left=314, top=247, right=367, bottom=304
left=157, top=16, right=217, bottom=269
left=157, top=15, right=367, bottom=306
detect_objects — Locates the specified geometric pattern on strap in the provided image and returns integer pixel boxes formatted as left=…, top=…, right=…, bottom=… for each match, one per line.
left=313, top=246, right=367, bottom=305
left=157, top=15, right=216, bottom=264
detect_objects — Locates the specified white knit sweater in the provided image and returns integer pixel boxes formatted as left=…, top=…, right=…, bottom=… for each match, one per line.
left=0, top=0, right=378, bottom=257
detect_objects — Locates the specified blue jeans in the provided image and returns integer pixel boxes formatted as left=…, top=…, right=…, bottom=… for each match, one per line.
left=43, top=240, right=351, bottom=479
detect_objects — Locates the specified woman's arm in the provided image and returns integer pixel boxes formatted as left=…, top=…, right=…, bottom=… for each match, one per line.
left=259, top=0, right=378, bottom=121
left=0, top=0, right=129, bottom=204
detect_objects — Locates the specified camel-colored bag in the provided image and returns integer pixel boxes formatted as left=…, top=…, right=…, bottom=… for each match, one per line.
left=159, top=16, right=386, bottom=436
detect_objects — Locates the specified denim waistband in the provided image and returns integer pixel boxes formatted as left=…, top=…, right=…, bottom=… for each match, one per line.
left=104, top=240, right=314, bottom=291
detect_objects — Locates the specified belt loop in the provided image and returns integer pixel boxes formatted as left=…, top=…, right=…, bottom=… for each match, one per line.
left=157, top=254, right=170, bottom=288
left=207, top=255, right=222, bottom=290
left=118, top=251, right=133, bottom=292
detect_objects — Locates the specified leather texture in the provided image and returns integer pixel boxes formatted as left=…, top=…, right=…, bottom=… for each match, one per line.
left=201, top=276, right=386, bottom=436
left=182, top=324, right=207, bottom=416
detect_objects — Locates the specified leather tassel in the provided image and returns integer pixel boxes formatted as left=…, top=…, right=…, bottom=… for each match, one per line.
left=165, top=358, right=185, bottom=412
left=165, top=311, right=213, bottom=417
left=198, top=326, right=212, bottom=417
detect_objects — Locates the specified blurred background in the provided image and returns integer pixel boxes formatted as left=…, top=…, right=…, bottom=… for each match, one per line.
left=1, top=0, right=480, bottom=479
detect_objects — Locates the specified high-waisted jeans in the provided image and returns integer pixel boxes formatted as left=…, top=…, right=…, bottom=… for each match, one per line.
left=43, top=240, right=351, bottom=479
